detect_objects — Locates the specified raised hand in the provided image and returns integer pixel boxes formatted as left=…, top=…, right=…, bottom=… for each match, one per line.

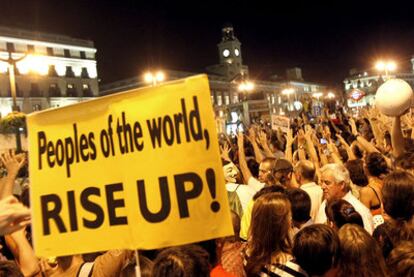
left=0, top=150, right=26, bottom=176
left=220, top=143, right=232, bottom=162
left=0, top=196, right=30, bottom=236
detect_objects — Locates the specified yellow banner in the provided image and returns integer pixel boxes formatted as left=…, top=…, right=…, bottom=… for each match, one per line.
left=27, top=75, right=233, bottom=257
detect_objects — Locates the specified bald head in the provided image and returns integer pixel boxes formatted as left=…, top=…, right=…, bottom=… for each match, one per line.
left=295, top=160, right=316, bottom=183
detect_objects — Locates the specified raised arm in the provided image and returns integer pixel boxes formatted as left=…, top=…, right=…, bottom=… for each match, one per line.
left=285, top=128, right=293, bottom=162
left=6, top=228, right=40, bottom=276
left=247, top=128, right=265, bottom=163
left=336, top=134, right=356, bottom=160
left=391, top=115, right=405, bottom=158
left=237, top=133, right=252, bottom=183
left=0, top=150, right=26, bottom=200
left=258, top=130, right=274, bottom=158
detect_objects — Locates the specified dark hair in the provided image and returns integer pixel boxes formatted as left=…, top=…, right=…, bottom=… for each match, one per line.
left=352, top=143, right=364, bottom=159
left=121, top=254, right=153, bottom=277
left=247, top=158, right=259, bottom=178
left=394, top=151, right=414, bottom=170
left=338, top=224, right=388, bottom=277
left=0, top=261, right=23, bottom=277
left=365, top=152, right=388, bottom=177
left=386, top=242, right=414, bottom=277
left=245, top=193, right=291, bottom=275
left=253, top=184, right=285, bottom=201
left=345, top=159, right=368, bottom=187
left=338, top=147, right=349, bottom=163
left=286, top=188, right=311, bottom=223
left=325, top=199, right=364, bottom=229
left=293, top=224, right=339, bottom=276
left=152, top=245, right=210, bottom=277
left=382, top=171, right=414, bottom=221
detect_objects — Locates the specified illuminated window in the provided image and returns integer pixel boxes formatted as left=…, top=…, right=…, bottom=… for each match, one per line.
left=82, top=84, right=92, bottom=97
left=225, top=95, right=230, bottom=105
left=67, top=84, right=77, bottom=97
left=33, top=104, right=41, bottom=111
left=49, top=83, right=61, bottom=97
left=217, top=95, right=222, bottom=106
left=211, top=95, right=215, bottom=105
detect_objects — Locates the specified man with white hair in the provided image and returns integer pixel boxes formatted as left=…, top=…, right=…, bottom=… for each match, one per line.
left=315, top=163, right=374, bottom=234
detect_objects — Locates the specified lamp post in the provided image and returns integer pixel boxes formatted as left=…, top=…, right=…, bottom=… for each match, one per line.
left=0, top=52, right=28, bottom=111
left=144, top=71, right=165, bottom=86
left=375, top=60, right=396, bottom=80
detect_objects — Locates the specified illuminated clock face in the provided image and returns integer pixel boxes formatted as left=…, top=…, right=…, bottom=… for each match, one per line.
left=234, top=48, right=240, bottom=56
left=223, top=49, right=230, bottom=57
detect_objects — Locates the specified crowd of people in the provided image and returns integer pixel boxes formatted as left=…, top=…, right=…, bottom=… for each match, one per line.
left=0, top=106, right=413, bottom=276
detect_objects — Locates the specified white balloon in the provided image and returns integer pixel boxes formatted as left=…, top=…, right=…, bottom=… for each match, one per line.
left=375, top=79, right=413, bottom=116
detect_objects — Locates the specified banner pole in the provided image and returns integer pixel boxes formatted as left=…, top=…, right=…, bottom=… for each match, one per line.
left=135, top=250, right=141, bottom=277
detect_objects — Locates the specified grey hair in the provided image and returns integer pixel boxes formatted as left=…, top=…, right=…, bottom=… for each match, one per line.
left=321, top=163, right=351, bottom=186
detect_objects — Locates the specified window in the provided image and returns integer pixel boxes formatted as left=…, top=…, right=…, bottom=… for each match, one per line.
left=6, top=42, right=15, bottom=52
left=33, top=104, right=41, bottom=111
left=81, top=67, right=89, bottom=79
left=210, top=95, right=215, bottom=105
left=47, top=47, right=54, bottom=56
left=49, top=83, right=61, bottom=97
left=65, top=66, right=75, bottom=78
left=224, top=95, right=230, bottom=105
left=48, top=65, right=58, bottom=77
left=80, top=51, right=86, bottom=59
left=66, top=84, right=77, bottom=97
left=217, top=95, right=222, bottom=106
left=27, top=45, right=35, bottom=53
left=64, top=49, right=71, bottom=58
left=233, top=95, right=239, bottom=103
left=82, top=84, right=92, bottom=97
left=30, top=83, right=41, bottom=97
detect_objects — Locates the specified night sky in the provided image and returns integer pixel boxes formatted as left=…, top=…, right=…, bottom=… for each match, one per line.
left=2, top=0, right=414, bottom=87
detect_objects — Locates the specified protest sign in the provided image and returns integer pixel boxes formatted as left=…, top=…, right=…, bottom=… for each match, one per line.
left=271, top=114, right=290, bottom=133
left=27, top=74, right=233, bottom=257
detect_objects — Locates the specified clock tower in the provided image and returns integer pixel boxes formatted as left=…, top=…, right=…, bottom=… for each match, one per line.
left=218, top=24, right=242, bottom=66
left=206, top=24, right=248, bottom=80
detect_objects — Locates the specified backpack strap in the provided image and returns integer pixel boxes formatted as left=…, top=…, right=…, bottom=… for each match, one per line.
left=76, top=262, right=94, bottom=277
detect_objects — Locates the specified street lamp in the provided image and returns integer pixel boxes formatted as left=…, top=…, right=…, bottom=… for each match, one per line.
left=375, top=60, right=396, bottom=79
left=144, top=71, right=165, bottom=86
left=0, top=52, right=29, bottom=111
left=238, top=81, right=254, bottom=96
left=327, top=92, right=335, bottom=99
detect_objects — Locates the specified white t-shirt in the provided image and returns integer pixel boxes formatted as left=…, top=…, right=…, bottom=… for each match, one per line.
left=226, top=183, right=256, bottom=212
left=315, top=191, right=375, bottom=234
left=247, top=176, right=265, bottom=192
left=300, top=182, right=323, bottom=221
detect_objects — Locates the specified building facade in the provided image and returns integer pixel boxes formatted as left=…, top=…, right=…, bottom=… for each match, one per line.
left=0, top=26, right=99, bottom=116
left=101, top=25, right=327, bottom=133
left=343, top=59, right=414, bottom=109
